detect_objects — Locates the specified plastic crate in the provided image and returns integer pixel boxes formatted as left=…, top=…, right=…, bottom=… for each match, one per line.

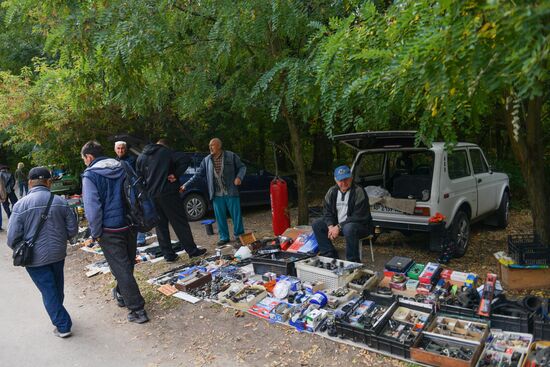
left=508, top=233, right=550, bottom=266
left=295, top=256, right=362, bottom=289
left=334, top=292, right=395, bottom=346
left=490, top=312, right=532, bottom=334
left=533, top=315, right=550, bottom=340
left=251, top=251, right=312, bottom=276
left=370, top=299, right=434, bottom=358
left=438, top=303, right=479, bottom=319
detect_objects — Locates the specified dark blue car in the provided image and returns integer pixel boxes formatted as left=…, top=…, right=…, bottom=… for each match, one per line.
left=178, top=152, right=296, bottom=221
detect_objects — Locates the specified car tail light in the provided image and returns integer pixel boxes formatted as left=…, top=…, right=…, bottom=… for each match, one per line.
left=414, top=207, right=431, bottom=216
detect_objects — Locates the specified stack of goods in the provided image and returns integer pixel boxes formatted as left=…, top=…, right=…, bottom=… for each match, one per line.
left=144, top=243, right=550, bottom=367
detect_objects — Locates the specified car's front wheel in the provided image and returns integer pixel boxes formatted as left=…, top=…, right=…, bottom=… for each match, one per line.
left=183, top=193, right=207, bottom=221
left=451, top=210, right=470, bottom=258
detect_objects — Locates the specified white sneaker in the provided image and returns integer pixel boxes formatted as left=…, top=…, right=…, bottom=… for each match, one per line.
left=53, top=328, right=72, bottom=338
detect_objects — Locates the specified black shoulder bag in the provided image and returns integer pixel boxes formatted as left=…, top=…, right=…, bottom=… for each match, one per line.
left=13, top=193, right=54, bottom=267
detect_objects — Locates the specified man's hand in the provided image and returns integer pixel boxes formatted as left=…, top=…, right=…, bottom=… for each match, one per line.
left=179, top=185, right=186, bottom=193
left=167, top=174, right=177, bottom=183
left=327, top=225, right=340, bottom=241
left=234, top=177, right=242, bottom=186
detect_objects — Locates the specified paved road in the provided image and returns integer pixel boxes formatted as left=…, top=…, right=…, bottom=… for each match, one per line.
left=0, top=205, right=167, bottom=367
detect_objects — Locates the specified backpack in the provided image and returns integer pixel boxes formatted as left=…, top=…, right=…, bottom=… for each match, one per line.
left=120, top=161, right=160, bottom=232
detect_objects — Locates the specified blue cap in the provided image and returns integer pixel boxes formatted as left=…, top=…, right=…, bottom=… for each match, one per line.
left=334, top=165, right=351, bottom=181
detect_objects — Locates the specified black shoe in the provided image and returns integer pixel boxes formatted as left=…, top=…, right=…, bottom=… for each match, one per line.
left=128, top=309, right=149, bottom=324
left=112, top=288, right=125, bottom=308
left=189, top=248, right=207, bottom=258
left=164, top=254, right=179, bottom=262
left=216, top=240, right=230, bottom=247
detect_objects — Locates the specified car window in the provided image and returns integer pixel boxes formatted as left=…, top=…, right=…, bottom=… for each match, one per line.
left=470, top=149, right=489, bottom=174
left=448, top=150, right=471, bottom=179
left=355, top=153, right=384, bottom=178
left=387, top=150, right=434, bottom=177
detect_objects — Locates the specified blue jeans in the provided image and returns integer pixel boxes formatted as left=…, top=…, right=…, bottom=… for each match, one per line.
left=213, top=196, right=244, bottom=241
left=26, top=260, right=72, bottom=333
left=136, top=232, right=146, bottom=245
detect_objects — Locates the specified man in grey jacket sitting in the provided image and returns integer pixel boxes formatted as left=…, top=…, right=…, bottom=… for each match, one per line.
left=181, top=138, right=246, bottom=246
left=7, top=167, right=78, bottom=338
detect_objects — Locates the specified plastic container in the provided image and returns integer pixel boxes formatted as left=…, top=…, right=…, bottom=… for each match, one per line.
left=295, top=256, right=362, bottom=289
left=334, top=291, right=395, bottom=346
left=533, top=315, right=550, bottom=340
left=490, top=312, right=532, bottom=334
left=508, top=233, right=550, bottom=266
left=370, top=299, right=434, bottom=358
left=251, top=251, right=312, bottom=276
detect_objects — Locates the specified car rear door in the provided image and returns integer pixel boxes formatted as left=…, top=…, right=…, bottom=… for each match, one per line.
left=239, top=161, right=267, bottom=205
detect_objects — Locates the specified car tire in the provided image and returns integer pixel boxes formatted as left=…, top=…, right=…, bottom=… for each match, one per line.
left=495, top=191, right=510, bottom=229
left=451, top=210, right=470, bottom=258
left=183, top=193, right=207, bottom=221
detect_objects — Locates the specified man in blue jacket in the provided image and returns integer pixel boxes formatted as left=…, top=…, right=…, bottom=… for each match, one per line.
left=182, top=138, right=246, bottom=246
left=7, top=167, right=78, bottom=338
left=81, top=140, right=149, bottom=324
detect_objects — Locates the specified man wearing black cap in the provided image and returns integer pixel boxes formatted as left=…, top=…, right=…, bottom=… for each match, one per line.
left=7, top=167, right=78, bottom=338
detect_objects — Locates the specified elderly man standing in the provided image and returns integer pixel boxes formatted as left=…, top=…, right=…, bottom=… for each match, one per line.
left=7, top=167, right=78, bottom=337
left=312, top=165, right=372, bottom=262
left=114, top=140, right=145, bottom=246
left=181, top=138, right=246, bottom=246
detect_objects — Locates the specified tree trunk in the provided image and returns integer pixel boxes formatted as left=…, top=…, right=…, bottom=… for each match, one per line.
left=311, top=131, right=333, bottom=174
left=281, top=105, right=309, bottom=225
left=505, top=95, right=550, bottom=244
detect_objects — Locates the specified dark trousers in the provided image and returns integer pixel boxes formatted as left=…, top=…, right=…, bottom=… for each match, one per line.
left=26, top=259, right=72, bottom=333
left=154, top=193, right=198, bottom=259
left=2, top=192, right=17, bottom=217
left=99, top=230, right=145, bottom=311
left=19, top=181, right=29, bottom=196
left=312, top=220, right=370, bottom=262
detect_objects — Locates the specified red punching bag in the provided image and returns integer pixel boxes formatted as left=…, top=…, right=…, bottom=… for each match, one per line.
left=270, top=177, right=290, bottom=235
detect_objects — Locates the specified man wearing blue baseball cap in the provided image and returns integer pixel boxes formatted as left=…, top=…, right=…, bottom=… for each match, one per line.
left=312, top=165, right=372, bottom=262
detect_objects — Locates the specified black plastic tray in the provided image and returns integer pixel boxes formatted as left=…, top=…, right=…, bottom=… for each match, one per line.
left=251, top=251, right=312, bottom=276
left=370, top=300, right=434, bottom=358
left=533, top=315, right=550, bottom=341
left=334, top=291, right=395, bottom=346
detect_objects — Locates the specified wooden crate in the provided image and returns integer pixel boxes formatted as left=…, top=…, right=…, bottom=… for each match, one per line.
left=497, top=262, right=550, bottom=290
left=411, top=334, right=483, bottom=367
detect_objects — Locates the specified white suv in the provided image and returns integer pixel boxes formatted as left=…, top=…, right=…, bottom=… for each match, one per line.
left=335, top=131, right=510, bottom=257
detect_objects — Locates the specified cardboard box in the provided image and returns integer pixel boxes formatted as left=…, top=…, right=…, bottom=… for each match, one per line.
left=497, top=262, right=550, bottom=290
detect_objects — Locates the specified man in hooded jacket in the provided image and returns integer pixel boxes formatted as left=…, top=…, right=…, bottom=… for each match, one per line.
left=136, top=139, right=206, bottom=262
left=81, top=140, right=149, bottom=324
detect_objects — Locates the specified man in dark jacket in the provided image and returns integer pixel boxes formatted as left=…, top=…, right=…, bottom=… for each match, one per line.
left=182, top=138, right=246, bottom=246
left=7, top=167, right=78, bottom=337
left=312, top=165, right=372, bottom=262
left=81, top=141, right=149, bottom=324
left=0, top=165, right=18, bottom=217
left=114, top=140, right=136, bottom=169
left=136, top=139, right=206, bottom=261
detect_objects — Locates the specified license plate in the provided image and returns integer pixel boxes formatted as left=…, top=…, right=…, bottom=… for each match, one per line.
left=371, top=204, right=404, bottom=214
